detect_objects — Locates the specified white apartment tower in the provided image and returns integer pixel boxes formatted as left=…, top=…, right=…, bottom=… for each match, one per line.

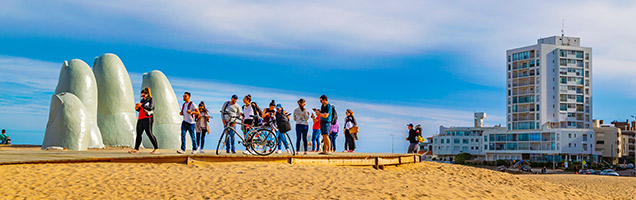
left=506, top=36, right=592, bottom=130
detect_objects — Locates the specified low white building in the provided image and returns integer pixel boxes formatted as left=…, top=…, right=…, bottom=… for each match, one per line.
left=482, top=127, right=597, bottom=162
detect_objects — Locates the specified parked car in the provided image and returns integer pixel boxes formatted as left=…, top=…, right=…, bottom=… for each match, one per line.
left=617, top=164, right=628, bottom=170
left=628, top=163, right=634, bottom=169
left=590, top=170, right=601, bottom=175
left=521, top=165, right=532, bottom=172
left=578, top=169, right=592, bottom=175
left=600, top=169, right=619, bottom=176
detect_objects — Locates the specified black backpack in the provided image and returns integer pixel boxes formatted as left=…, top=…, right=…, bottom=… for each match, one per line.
left=330, top=104, right=338, bottom=125
left=276, top=110, right=292, bottom=133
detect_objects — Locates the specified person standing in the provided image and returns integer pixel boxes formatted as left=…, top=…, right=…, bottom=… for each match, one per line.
left=195, top=101, right=211, bottom=154
left=310, top=113, right=321, bottom=152
left=406, top=124, right=419, bottom=153
left=344, top=109, right=357, bottom=152
left=275, top=104, right=291, bottom=154
left=329, top=121, right=339, bottom=152
left=128, top=87, right=159, bottom=154
left=293, top=99, right=310, bottom=155
left=313, top=95, right=332, bottom=155
left=221, top=94, right=242, bottom=154
left=178, top=92, right=199, bottom=154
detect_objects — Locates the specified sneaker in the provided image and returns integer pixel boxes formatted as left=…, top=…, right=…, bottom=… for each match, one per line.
left=276, top=150, right=282, bottom=154
left=199, top=150, right=205, bottom=154
left=191, top=150, right=197, bottom=154
left=286, top=149, right=291, bottom=154
left=226, top=149, right=230, bottom=153
left=304, top=152, right=308, bottom=155
left=176, top=150, right=185, bottom=154
left=231, top=149, right=236, bottom=154
left=243, top=151, right=252, bottom=155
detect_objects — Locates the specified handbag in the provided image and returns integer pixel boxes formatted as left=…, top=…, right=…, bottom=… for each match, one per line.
left=349, top=126, right=359, bottom=134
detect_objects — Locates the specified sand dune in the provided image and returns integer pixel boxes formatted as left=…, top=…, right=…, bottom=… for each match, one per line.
left=0, top=161, right=632, bottom=199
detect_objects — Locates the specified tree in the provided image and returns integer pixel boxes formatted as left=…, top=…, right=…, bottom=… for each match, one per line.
left=455, top=153, right=473, bottom=164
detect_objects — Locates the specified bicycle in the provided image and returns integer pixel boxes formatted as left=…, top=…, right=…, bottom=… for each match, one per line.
left=216, top=112, right=278, bottom=156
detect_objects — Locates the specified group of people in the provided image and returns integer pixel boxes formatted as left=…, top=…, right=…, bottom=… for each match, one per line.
left=0, top=129, right=10, bottom=145
left=128, top=88, right=359, bottom=155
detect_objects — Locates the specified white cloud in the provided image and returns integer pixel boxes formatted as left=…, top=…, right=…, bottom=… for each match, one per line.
left=3, top=1, right=636, bottom=88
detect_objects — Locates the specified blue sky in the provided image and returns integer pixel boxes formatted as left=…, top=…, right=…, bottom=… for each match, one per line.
left=1, top=0, right=636, bottom=152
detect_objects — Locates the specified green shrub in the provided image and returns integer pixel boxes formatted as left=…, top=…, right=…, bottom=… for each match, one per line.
left=454, top=153, right=472, bottom=164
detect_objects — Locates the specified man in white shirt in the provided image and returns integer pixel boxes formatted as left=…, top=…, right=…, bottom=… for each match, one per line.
left=222, top=94, right=242, bottom=153
left=177, top=92, right=199, bottom=154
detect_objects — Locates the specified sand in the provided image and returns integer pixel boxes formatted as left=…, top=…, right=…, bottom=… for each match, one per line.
left=0, top=161, right=633, bottom=199
left=523, top=174, right=636, bottom=200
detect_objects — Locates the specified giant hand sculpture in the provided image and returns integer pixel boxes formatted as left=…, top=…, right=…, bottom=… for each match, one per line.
left=42, top=93, right=92, bottom=151
left=141, top=70, right=189, bottom=149
left=51, top=59, right=104, bottom=149
left=93, top=53, right=136, bottom=147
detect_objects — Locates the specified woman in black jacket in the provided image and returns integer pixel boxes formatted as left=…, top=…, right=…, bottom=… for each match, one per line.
left=344, top=109, right=357, bottom=152
left=129, top=87, right=159, bottom=154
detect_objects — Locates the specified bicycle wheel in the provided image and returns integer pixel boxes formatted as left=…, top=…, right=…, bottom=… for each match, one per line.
left=284, top=133, right=296, bottom=156
left=249, top=129, right=277, bottom=156
left=216, top=128, right=229, bottom=155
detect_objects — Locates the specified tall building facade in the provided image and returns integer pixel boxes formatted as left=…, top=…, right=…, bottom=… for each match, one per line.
left=506, top=36, right=592, bottom=130
left=480, top=36, right=595, bottom=162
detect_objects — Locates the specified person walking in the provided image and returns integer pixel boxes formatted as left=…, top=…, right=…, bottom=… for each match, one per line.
left=406, top=124, right=419, bottom=153
left=344, top=109, right=357, bottom=152
left=329, top=121, right=339, bottom=152
left=275, top=104, right=291, bottom=154
left=293, top=99, right=310, bottom=155
left=128, top=87, right=159, bottom=154
left=221, top=94, right=242, bottom=154
left=177, top=92, right=199, bottom=154
left=310, top=113, right=321, bottom=152
left=195, top=101, right=211, bottom=154
left=313, top=95, right=332, bottom=155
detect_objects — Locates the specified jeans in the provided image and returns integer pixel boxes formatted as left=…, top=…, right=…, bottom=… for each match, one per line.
left=196, top=129, right=207, bottom=150
left=329, top=132, right=337, bottom=151
left=225, top=123, right=236, bottom=151
left=408, top=143, right=418, bottom=153
left=277, top=130, right=289, bottom=150
left=181, top=121, right=197, bottom=151
left=296, top=124, right=308, bottom=152
left=311, top=129, right=321, bottom=151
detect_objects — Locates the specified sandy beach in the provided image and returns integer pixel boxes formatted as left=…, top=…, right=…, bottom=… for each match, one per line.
left=1, top=160, right=634, bottom=199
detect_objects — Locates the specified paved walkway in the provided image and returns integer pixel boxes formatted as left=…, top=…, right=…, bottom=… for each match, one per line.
left=0, top=145, right=420, bottom=167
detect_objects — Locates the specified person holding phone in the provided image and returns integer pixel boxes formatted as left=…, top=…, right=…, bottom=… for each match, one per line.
left=129, top=87, right=159, bottom=154
left=313, top=95, right=332, bottom=155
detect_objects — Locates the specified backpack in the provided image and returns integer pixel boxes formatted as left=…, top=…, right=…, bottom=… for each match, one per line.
left=415, top=125, right=425, bottom=143
left=330, top=104, right=338, bottom=125
left=276, top=110, right=292, bottom=133
left=182, top=101, right=194, bottom=118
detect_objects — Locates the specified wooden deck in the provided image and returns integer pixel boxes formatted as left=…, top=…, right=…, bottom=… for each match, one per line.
left=0, top=145, right=420, bottom=168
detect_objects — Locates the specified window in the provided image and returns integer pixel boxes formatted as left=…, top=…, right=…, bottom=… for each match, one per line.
left=454, top=138, right=460, bottom=144
left=463, top=139, right=469, bottom=144
left=568, top=143, right=571, bottom=148
left=585, top=53, right=589, bottom=60
left=446, top=139, right=450, bottom=143
left=568, top=133, right=572, bottom=138
left=583, top=134, right=587, bottom=142
left=441, top=139, right=444, bottom=144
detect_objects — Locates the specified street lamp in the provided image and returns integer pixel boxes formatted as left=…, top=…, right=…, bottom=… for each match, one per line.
left=389, top=134, right=395, bottom=154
